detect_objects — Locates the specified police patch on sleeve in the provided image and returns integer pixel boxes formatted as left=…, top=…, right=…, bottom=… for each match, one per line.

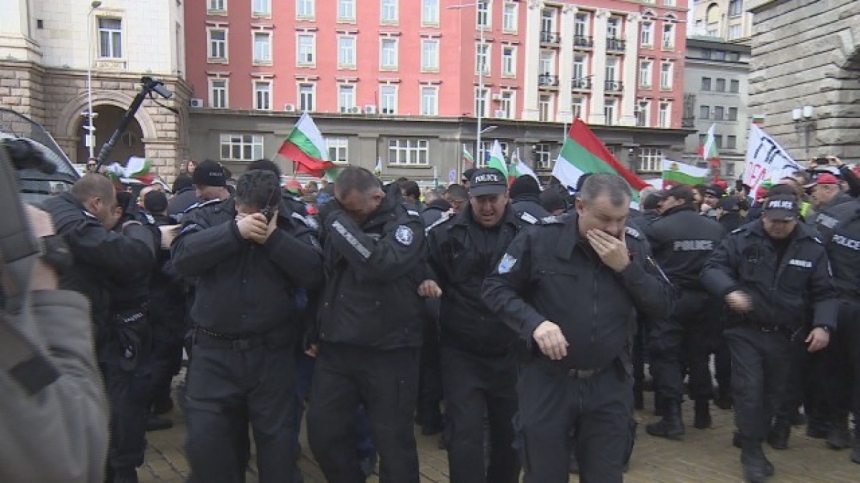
left=395, top=225, right=414, bottom=246
left=498, top=253, right=517, bottom=274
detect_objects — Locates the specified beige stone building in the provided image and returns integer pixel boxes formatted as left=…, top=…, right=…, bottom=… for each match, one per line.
left=691, top=0, right=755, bottom=42
left=0, top=0, right=190, bottom=179
left=749, top=0, right=860, bottom=162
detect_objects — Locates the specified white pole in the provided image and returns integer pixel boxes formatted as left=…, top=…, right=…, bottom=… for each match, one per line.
left=476, top=12, right=484, bottom=167
left=86, top=3, right=101, bottom=159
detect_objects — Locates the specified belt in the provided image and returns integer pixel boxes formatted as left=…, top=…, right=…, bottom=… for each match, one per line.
left=745, top=323, right=792, bottom=335
left=536, top=358, right=607, bottom=379
left=567, top=367, right=601, bottom=379
left=194, top=326, right=292, bottom=352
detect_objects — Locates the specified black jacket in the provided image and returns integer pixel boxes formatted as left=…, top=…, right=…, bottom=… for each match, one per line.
left=511, top=194, right=551, bottom=222
left=171, top=198, right=323, bottom=336
left=645, top=204, right=725, bottom=291
left=317, top=190, right=426, bottom=350
left=149, top=213, right=187, bottom=331
left=719, top=212, right=744, bottom=233
left=701, top=220, right=838, bottom=331
left=821, top=200, right=860, bottom=297
left=427, top=205, right=525, bottom=355
left=167, top=187, right=199, bottom=220
left=45, top=193, right=157, bottom=333
left=811, top=191, right=855, bottom=233
left=482, top=213, right=675, bottom=370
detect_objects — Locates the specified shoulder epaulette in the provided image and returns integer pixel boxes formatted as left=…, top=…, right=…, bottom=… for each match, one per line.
left=519, top=211, right=539, bottom=225
left=82, top=210, right=97, bottom=219
left=731, top=227, right=746, bottom=235
left=540, top=215, right=563, bottom=225
left=625, top=226, right=642, bottom=239
left=183, top=198, right=221, bottom=213
left=144, top=213, right=156, bottom=225
left=407, top=209, right=421, bottom=217
left=291, top=211, right=319, bottom=230
left=813, top=236, right=823, bottom=244
left=425, top=211, right=453, bottom=235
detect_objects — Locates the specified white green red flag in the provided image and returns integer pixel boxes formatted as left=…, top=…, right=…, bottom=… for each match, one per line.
left=104, top=156, right=156, bottom=185
left=699, top=123, right=720, bottom=169
left=277, top=112, right=338, bottom=178
left=508, top=148, right=540, bottom=184
left=462, top=144, right=475, bottom=167
left=661, top=159, right=709, bottom=188
left=487, top=140, right=508, bottom=178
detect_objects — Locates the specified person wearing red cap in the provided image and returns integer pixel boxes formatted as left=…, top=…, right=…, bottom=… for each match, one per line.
left=809, top=173, right=853, bottom=217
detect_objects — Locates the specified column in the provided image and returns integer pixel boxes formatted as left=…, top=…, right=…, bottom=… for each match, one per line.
left=556, top=5, right=577, bottom=124
left=620, top=14, right=640, bottom=126
left=588, top=8, right=609, bottom=124
left=521, top=0, right=544, bottom=121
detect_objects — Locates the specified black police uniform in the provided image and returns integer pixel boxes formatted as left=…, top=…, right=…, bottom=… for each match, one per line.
left=701, top=218, right=838, bottom=479
left=483, top=213, right=675, bottom=483
left=172, top=197, right=323, bottom=483
left=643, top=204, right=726, bottom=435
left=426, top=203, right=533, bottom=482
left=511, top=194, right=551, bottom=222
left=307, top=187, right=426, bottom=483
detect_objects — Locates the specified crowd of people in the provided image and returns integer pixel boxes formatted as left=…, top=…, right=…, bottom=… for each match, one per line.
left=21, top=152, right=860, bottom=483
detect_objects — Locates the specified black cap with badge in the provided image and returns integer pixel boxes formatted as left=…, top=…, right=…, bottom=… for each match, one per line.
left=762, top=194, right=799, bottom=221
left=469, top=168, right=508, bottom=197
left=192, top=159, right=227, bottom=187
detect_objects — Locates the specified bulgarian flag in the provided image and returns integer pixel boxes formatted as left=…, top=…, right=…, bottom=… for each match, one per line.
left=462, top=144, right=475, bottom=167
left=278, top=112, right=338, bottom=178
left=699, top=123, right=720, bottom=168
left=508, top=148, right=540, bottom=184
left=487, top=140, right=509, bottom=177
left=661, top=158, right=708, bottom=188
left=552, top=118, right=648, bottom=200
left=104, top=156, right=156, bottom=185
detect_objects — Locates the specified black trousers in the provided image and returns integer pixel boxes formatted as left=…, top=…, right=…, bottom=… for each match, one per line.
left=307, top=344, right=420, bottom=483
left=150, top=323, right=185, bottom=410
left=440, top=345, right=519, bottom=483
left=185, top=338, right=297, bottom=483
left=417, top=307, right=444, bottom=425
left=649, top=290, right=720, bottom=404
left=821, top=298, right=860, bottom=435
left=515, top=361, right=632, bottom=483
left=725, top=326, right=794, bottom=440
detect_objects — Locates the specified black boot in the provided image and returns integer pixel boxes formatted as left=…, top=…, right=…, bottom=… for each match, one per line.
left=767, top=420, right=790, bottom=450
left=646, top=401, right=685, bottom=439
left=826, top=420, right=852, bottom=450
left=714, top=387, right=733, bottom=410
left=694, top=400, right=712, bottom=429
left=654, top=394, right=667, bottom=417
left=740, top=438, right=771, bottom=483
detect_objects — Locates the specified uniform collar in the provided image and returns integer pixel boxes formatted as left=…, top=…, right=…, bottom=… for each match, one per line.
left=554, top=213, right=579, bottom=261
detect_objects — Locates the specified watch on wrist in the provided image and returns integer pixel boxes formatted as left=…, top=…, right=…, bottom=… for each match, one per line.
left=38, top=235, right=73, bottom=276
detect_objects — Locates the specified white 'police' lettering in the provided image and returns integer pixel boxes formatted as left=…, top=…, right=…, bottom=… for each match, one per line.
left=832, top=234, right=860, bottom=251
left=474, top=173, right=500, bottom=183
left=767, top=200, right=795, bottom=210
left=815, top=213, right=839, bottom=230
left=672, top=240, right=714, bottom=252
left=788, top=259, right=812, bottom=268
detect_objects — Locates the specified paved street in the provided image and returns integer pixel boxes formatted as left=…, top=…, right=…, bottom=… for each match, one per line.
left=141, top=380, right=859, bottom=483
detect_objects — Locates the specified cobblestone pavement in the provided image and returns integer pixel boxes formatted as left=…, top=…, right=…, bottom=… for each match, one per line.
left=141, top=387, right=859, bottom=483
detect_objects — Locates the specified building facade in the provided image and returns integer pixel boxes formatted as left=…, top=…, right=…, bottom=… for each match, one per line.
left=184, top=0, right=692, bottom=182
left=690, top=0, right=755, bottom=41
left=749, top=0, right=860, bottom=162
left=683, top=37, right=750, bottom=181
left=0, top=0, right=190, bottom=175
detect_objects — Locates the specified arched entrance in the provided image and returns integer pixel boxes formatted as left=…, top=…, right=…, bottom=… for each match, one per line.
left=76, top=105, right=145, bottom=164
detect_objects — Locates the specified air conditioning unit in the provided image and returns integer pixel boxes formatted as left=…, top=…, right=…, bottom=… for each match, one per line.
left=494, top=109, right=507, bottom=118
left=284, top=103, right=296, bottom=112
left=492, top=93, right=503, bottom=101
left=364, top=105, right=377, bottom=114
left=189, top=98, right=204, bottom=108
left=349, top=106, right=361, bottom=114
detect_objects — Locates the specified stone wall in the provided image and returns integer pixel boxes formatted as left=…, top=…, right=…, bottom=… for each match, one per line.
left=749, top=0, right=860, bottom=161
left=0, top=60, right=47, bottom=127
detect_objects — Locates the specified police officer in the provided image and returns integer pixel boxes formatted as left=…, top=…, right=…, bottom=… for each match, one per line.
left=809, top=172, right=855, bottom=230
left=422, top=168, right=530, bottom=482
left=168, top=159, right=231, bottom=221
left=644, top=185, right=725, bottom=437
left=483, top=173, right=675, bottom=482
left=44, top=174, right=158, bottom=483
left=306, top=167, right=426, bottom=483
left=172, top=169, right=323, bottom=483
left=510, top=175, right=550, bottom=222
left=701, top=194, right=837, bottom=483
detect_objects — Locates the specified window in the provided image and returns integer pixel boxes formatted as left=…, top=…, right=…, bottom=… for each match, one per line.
left=538, top=94, right=553, bottom=122
left=381, top=0, right=398, bottom=24
left=422, top=0, right=439, bottom=26
left=701, top=49, right=712, bottom=60
left=497, top=91, right=514, bottom=118
left=728, top=51, right=741, bottom=62
left=98, top=18, right=123, bottom=58
left=700, top=105, right=710, bottom=119
left=662, top=23, right=675, bottom=49
left=567, top=97, right=583, bottom=121
left=220, top=134, right=263, bottom=161
left=660, top=63, right=672, bottom=89
left=338, top=85, right=356, bottom=112
left=502, top=46, right=516, bottom=76
left=664, top=0, right=675, bottom=6
left=729, top=0, right=743, bottom=17
left=297, top=34, right=315, bottom=65
left=639, top=60, right=652, bottom=87
left=254, top=80, right=271, bottom=110
left=658, top=102, right=670, bottom=128
left=707, top=28, right=718, bottom=37
left=503, top=2, right=518, bottom=32
left=208, top=29, right=227, bottom=60
left=573, top=55, right=587, bottom=84
left=604, top=98, right=616, bottom=125
left=208, top=0, right=226, bottom=12
left=728, top=25, right=742, bottom=40
left=421, top=40, right=439, bottom=71
left=607, top=17, right=620, bottom=39
left=297, top=0, right=314, bottom=18
left=299, top=83, right=315, bottom=111
left=338, top=36, right=356, bottom=68
left=380, top=85, right=397, bottom=114
left=541, top=8, right=556, bottom=37
left=477, top=1, right=490, bottom=28
left=253, top=32, right=272, bottom=63
left=209, top=79, right=227, bottom=108
left=714, top=135, right=723, bottom=149
left=534, top=143, right=552, bottom=169
left=326, top=137, right=349, bottom=164
left=420, top=86, right=438, bottom=115
left=640, top=22, right=653, bottom=46
left=252, top=0, right=270, bottom=16
left=728, top=107, right=738, bottom=121
left=725, top=162, right=736, bottom=177
left=380, top=38, right=398, bottom=69
left=389, top=139, right=429, bottom=165
left=730, top=80, right=740, bottom=93
left=574, top=13, right=588, bottom=37
left=605, top=57, right=617, bottom=82
left=714, top=106, right=724, bottom=120
left=539, top=50, right=554, bottom=76
left=475, top=88, right=488, bottom=118
left=726, top=135, right=737, bottom=150
left=338, top=0, right=355, bottom=21
left=639, top=148, right=663, bottom=172
left=716, top=78, right=726, bottom=92
left=714, top=50, right=727, bottom=61
left=477, top=43, right=490, bottom=75
left=636, top=100, right=650, bottom=127
left=701, top=77, right=711, bottom=91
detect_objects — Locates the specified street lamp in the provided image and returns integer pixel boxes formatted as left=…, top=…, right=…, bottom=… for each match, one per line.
left=792, top=105, right=815, bottom=158
left=448, top=2, right=488, bottom=163
left=86, top=1, right=102, bottom=159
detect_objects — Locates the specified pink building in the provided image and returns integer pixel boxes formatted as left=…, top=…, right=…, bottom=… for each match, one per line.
left=185, top=0, right=690, bottom=180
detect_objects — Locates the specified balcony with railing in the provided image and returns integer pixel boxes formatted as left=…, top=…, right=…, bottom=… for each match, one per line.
left=540, top=30, right=561, bottom=45
left=538, top=74, right=560, bottom=88
left=573, top=35, right=594, bottom=49
left=572, top=77, right=592, bottom=90
left=604, top=80, right=623, bottom=92
left=607, top=37, right=626, bottom=52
